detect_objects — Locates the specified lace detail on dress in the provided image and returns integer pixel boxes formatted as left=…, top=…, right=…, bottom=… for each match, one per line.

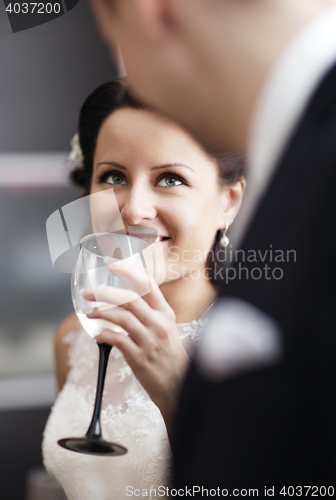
left=179, top=318, right=208, bottom=341
left=64, top=319, right=208, bottom=406
left=117, top=360, right=132, bottom=382
left=62, top=330, right=77, bottom=346
left=43, top=318, right=207, bottom=500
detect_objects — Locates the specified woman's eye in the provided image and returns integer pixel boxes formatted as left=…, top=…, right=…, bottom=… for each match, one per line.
left=103, top=173, right=127, bottom=185
left=157, top=176, right=183, bottom=187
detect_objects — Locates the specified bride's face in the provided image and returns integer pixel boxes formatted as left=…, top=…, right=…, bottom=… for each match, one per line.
left=90, top=108, right=243, bottom=282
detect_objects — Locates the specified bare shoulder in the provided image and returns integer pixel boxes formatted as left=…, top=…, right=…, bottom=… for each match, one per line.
left=55, top=312, right=79, bottom=392
left=55, top=312, right=79, bottom=345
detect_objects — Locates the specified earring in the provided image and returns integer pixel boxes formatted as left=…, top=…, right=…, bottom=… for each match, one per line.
left=220, top=222, right=229, bottom=247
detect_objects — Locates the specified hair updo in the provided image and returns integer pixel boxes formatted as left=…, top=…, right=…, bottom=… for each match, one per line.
left=70, top=79, right=246, bottom=285
left=70, top=79, right=149, bottom=194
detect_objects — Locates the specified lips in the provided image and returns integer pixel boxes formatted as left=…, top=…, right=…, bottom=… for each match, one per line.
left=154, top=236, right=170, bottom=243
left=125, top=227, right=170, bottom=245
left=140, top=235, right=170, bottom=244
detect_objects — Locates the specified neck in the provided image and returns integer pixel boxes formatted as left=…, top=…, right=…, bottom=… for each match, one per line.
left=160, top=274, right=218, bottom=324
left=177, top=0, right=333, bottom=153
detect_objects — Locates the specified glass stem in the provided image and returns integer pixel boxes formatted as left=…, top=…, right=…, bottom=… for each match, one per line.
left=86, top=343, right=112, bottom=440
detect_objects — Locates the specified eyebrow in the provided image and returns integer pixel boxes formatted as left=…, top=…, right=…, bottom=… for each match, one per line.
left=96, top=161, right=194, bottom=172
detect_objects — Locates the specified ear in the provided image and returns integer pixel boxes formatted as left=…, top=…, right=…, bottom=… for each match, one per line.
left=219, top=177, right=246, bottom=229
left=89, top=0, right=172, bottom=46
left=89, top=0, right=120, bottom=47
left=131, top=0, right=175, bottom=42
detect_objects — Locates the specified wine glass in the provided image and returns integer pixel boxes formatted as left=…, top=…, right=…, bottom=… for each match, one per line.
left=58, top=230, right=157, bottom=456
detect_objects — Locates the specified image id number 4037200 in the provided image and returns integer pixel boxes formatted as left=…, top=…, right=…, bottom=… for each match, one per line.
left=3, top=0, right=79, bottom=33
left=276, top=486, right=334, bottom=497
left=5, top=2, right=61, bottom=14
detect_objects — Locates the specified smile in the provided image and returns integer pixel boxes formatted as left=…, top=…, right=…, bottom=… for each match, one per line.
left=153, top=236, right=170, bottom=244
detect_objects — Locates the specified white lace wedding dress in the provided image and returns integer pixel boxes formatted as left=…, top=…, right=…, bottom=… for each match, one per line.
left=42, top=319, right=206, bottom=500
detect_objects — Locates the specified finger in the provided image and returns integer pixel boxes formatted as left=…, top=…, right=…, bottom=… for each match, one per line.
left=96, top=329, right=156, bottom=376
left=81, top=286, right=141, bottom=307
left=95, top=329, right=142, bottom=369
left=104, top=257, right=156, bottom=296
left=88, top=306, right=150, bottom=347
left=81, top=287, right=153, bottom=324
left=106, top=259, right=170, bottom=312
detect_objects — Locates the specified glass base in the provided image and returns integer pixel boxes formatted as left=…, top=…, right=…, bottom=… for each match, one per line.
left=58, top=437, right=128, bottom=456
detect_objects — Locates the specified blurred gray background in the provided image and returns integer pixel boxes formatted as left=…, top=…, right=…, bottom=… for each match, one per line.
left=0, top=0, right=115, bottom=151
left=0, top=2, right=117, bottom=498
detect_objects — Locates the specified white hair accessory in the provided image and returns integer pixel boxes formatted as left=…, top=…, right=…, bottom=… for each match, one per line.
left=68, top=133, right=84, bottom=165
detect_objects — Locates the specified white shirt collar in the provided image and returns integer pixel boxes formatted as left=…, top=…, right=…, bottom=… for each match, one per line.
left=231, top=4, right=336, bottom=247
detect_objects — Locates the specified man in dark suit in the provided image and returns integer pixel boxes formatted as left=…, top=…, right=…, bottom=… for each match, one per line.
left=90, top=0, right=336, bottom=489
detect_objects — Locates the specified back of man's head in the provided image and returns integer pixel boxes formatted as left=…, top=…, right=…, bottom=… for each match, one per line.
left=90, top=0, right=335, bottom=152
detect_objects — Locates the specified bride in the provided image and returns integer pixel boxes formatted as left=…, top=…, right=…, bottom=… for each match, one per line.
left=42, top=79, right=245, bottom=499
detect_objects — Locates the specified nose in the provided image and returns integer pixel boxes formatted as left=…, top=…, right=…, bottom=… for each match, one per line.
left=120, top=184, right=157, bottom=225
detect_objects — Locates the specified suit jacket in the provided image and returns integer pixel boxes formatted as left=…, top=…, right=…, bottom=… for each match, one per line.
left=173, top=63, right=336, bottom=491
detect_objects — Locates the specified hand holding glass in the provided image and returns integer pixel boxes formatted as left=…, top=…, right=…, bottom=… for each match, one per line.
left=58, top=230, right=157, bottom=456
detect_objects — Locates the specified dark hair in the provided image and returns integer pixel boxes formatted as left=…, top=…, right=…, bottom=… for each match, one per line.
left=70, top=79, right=245, bottom=285
left=70, top=79, right=149, bottom=194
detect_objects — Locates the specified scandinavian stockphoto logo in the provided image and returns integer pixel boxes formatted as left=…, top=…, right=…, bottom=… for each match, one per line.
left=3, top=0, right=80, bottom=33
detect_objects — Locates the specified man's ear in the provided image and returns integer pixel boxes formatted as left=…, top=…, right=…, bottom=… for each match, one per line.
left=131, top=0, right=175, bottom=42
left=89, top=0, right=120, bottom=46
